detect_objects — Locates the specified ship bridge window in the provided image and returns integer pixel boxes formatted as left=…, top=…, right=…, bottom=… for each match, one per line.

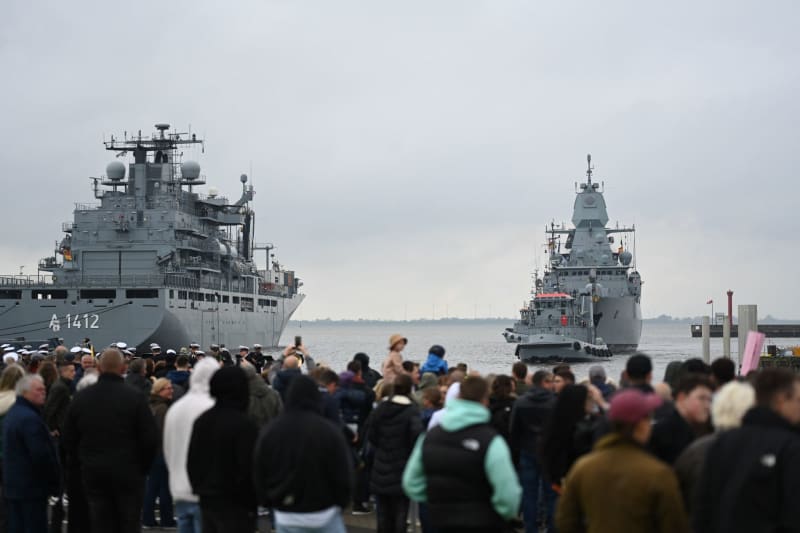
left=126, top=289, right=158, bottom=299
left=232, top=296, right=240, bottom=304
left=33, top=289, right=68, bottom=300
left=271, top=300, right=277, bottom=307
left=258, top=299, right=268, bottom=307
left=241, top=297, right=254, bottom=312
left=205, top=293, right=215, bottom=302
left=177, top=291, right=187, bottom=300
left=222, top=295, right=229, bottom=303
left=80, top=289, right=116, bottom=300
left=0, top=290, right=22, bottom=299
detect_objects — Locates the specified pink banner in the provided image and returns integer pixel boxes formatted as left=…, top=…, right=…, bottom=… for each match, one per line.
left=740, top=331, right=766, bottom=375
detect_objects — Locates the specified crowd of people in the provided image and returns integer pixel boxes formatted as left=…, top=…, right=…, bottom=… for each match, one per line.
left=0, top=334, right=799, bottom=533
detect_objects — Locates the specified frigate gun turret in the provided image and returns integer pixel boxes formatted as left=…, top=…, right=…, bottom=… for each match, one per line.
left=1, top=124, right=304, bottom=351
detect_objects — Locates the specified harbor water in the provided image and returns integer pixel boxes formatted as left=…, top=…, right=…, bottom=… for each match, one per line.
left=276, top=321, right=798, bottom=382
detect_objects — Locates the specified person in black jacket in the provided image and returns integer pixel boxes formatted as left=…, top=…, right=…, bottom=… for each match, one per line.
left=253, top=375, right=353, bottom=532
left=62, top=348, right=158, bottom=533
left=694, top=368, right=800, bottom=533
left=187, top=366, right=258, bottom=533
left=509, top=369, right=556, bottom=533
left=367, top=374, right=422, bottom=533
left=42, top=361, right=74, bottom=533
left=2, top=374, right=60, bottom=533
left=648, top=374, right=713, bottom=464
left=353, top=352, right=382, bottom=389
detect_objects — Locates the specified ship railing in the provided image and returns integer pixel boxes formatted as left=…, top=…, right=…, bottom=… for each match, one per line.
left=74, top=203, right=100, bottom=211
left=0, top=275, right=54, bottom=287
left=62, top=222, right=73, bottom=233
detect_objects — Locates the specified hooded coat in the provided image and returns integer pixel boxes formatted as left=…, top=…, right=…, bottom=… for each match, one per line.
left=163, top=358, right=218, bottom=503
left=693, top=406, right=800, bottom=533
left=367, top=396, right=422, bottom=496
left=420, top=353, right=448, bottom=376
left=403, top=398, right=522, bottom=522
left=253, top=375, right=353, bottom=512
left=243, top=364, right=282, bottom=428
left=187, top=366, right=258, bottom=512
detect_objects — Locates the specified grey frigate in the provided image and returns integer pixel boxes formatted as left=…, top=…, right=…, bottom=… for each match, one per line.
left=503, top=155, right=642, bottom=361
left=0, top=124, right=304, bottom=352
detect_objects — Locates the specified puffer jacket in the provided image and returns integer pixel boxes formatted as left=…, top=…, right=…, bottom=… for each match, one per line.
left=368, top=396, right=422, bottom=495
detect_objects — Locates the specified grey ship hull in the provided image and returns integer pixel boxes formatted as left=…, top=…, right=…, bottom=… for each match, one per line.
left=595, top=296, right=642, bottom=352
left=0, top=290, right=303, bottom=352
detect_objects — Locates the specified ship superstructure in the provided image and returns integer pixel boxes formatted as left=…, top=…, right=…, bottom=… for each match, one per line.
left=504, top=155, right=642, bottom=358
left=0, top=124, right=304, bottom=351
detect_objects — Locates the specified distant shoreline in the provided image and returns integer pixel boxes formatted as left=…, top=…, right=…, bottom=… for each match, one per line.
left=290, top=316, right=800, bottom=326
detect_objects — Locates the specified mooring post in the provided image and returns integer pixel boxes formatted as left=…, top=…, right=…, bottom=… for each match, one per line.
left=702, top=316, right=711, bottom=363
left=737, top=304, right=758, bottom=369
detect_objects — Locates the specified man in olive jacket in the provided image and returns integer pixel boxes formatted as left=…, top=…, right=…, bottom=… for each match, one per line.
left=556, top=389, right=689, bottom=533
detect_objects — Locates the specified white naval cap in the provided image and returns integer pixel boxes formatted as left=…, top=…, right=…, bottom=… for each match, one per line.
left=238, top=345, right=249, bottom=351
left=166, top=349, right=176, bottom=355
left=3, top=353, right=18, bottom=362
left=253, top=343, right=262, bottom=349
left=195, top=350, right=205, bottom=356
left=150, top=343, right=161, bottom=350
left=189, top=343, right=200, bottom=348
left=0, top=344, right=9, bottom=349
left=81, top=348, right=92, bottom=354
left=116, top=341, right=128, bottom=350
left=70, top=346, right=82, bottom=354
left=38, top=344, right=49, bottom=350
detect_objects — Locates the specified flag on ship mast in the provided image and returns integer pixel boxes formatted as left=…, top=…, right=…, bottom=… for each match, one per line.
left=706, top=299, right=713, bottom=304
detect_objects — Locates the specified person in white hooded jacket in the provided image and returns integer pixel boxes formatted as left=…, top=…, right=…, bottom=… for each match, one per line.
left=163, top=358, right=219, bottom=533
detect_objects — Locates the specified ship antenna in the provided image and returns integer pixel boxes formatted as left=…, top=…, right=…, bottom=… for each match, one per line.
left=586, top=153, right=593, bottom=185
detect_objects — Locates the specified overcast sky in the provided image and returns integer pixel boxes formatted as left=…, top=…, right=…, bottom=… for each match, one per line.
left=1, top=0, right=798, bottom=320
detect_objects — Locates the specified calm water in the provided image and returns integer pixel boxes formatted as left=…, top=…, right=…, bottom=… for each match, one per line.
left=271, top=321, right=795, bottom=382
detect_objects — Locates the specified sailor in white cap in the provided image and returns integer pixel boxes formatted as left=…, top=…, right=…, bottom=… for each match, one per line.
left=3, top=352, right=18, bottom=363
left=166, top=348, right=177, bottom=356
left=70, top=346, right=82, bottom=354
left=0, top=344, right=9, bottom=349
left=38, top=344, right=49, bottom=351
left=116, top=341, right=128, bottom=350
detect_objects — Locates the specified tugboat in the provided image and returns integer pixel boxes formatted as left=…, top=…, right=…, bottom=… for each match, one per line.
left=504, top=155, right=642, bottom=362
left=0, top=124, right=304, bottom=351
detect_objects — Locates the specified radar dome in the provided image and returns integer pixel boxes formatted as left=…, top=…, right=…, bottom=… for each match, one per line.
left=208, top=187, right=219, bottom=198
left=619, top=251, right=633, bottom=266
left=181, top=160, right=201, bottom=180
left=106, top=161, right=126, bottom=181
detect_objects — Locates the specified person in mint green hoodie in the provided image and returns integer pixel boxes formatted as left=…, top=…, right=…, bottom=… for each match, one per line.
left=402, top=375, right=522, bottom=533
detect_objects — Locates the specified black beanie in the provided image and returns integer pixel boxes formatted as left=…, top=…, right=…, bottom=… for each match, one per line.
left=429, top=345, right=446, bottom=358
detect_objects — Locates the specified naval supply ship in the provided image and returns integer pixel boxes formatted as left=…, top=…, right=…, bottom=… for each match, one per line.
left=503, top=155, right=642, bottom=360
left=0, top=124, right=304, bottom=352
